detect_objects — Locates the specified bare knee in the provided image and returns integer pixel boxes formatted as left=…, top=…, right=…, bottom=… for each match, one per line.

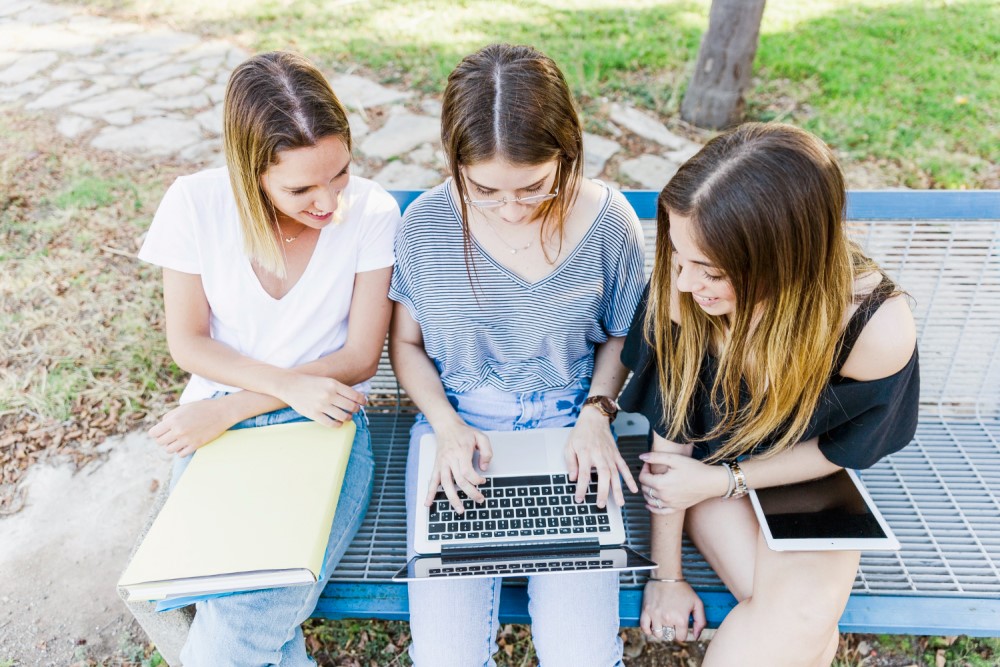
left=750, top=577, right=849, bottom=639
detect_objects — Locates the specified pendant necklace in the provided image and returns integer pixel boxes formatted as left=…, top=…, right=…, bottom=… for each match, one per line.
left=484, top=219, right=533, bottom=255
left=277, top=221, right=307, bottom=244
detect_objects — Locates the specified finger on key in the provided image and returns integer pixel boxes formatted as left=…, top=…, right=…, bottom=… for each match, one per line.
left=610, top=467, right=625, bottom=508
left=616, top=453, right=639, bottom=493
left=596, top=464, right=612, bottom=508
left=442, top=472, right=464, bottom=514
left=457, top=466, right=484, bottom=504
left=574, top=456, right=590, bottom=502
left=425, top=471, right=442, bottom=507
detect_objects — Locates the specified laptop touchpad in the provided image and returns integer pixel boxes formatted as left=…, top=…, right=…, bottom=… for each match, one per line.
left=472, top=430, right=567, bottom=476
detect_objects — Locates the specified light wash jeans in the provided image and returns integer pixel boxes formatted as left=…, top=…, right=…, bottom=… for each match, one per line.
left=405, top=381, right=624, bottom=667
left=170, top=406, right=374, bottom=667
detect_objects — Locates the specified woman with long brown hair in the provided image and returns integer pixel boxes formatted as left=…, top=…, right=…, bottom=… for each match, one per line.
left=139, top=51, right=399, bottom=664
left=619, top=122, right=919, bottom=665
left=389, top=43, right=646, bottom=665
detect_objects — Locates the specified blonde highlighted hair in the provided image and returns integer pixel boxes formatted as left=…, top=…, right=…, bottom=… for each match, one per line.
left=223, top=51, right=351, bottom=278
left=647, top=123, right=881, bottom=462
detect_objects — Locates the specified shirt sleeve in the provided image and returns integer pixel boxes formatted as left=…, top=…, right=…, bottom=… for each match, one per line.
left=602, top=199, right=647, bottom=338
left=137, top=176, right=202, bottom=274
left=817, top=350, right=920, bottom=469
left=387, top=216, right=421, bottom=323
left=355, top=187, right=400, bottom=273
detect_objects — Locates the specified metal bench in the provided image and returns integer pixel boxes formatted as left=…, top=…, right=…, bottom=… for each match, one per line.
left=123, top=190, right=1000, bottom=665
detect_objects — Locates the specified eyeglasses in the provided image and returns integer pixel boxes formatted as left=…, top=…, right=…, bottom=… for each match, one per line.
left=462, top=167, right=560, bottom=209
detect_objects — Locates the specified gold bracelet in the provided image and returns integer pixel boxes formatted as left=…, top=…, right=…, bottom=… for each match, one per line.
left=648, top=577, right=685, bottom=583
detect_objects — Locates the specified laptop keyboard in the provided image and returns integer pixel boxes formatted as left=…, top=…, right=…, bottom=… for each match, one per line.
left=428, top=558, right=617, bottom=577
left=427, top=473, right=612, bottom=542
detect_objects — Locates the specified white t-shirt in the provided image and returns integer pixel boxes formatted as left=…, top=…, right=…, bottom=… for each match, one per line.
left=139, top=167, right=399, bottom=404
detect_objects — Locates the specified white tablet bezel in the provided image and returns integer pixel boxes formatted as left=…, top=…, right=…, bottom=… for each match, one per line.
left=749, top=468, right=900, bottom=552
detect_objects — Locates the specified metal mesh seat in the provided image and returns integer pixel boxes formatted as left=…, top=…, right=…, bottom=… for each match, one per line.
left=321, top=191, right=1000, bottom=635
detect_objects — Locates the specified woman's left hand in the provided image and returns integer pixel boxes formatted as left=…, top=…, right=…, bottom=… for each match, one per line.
left=640, top=579, right=706, bottom=642
left=564, top=410, right=638, bottom=508
left=638, top=452, right=730, bottom=515
left=149, top=399, right=236, bottom=458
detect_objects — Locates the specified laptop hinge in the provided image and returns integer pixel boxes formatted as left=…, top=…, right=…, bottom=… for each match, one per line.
left=440, top=538, right=601, bottom=559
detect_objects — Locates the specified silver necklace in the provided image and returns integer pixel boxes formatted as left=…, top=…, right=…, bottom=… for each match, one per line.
left=484, top=219, right=534, bottom=255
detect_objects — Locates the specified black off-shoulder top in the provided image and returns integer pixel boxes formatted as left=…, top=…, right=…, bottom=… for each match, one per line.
left=618, top=278, right=920, bottom=469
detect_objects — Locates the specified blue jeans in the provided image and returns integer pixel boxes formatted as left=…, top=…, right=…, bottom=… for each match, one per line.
left=171, top=406, right=374, bottom=667
left=405, top=381, right=624, bottom=667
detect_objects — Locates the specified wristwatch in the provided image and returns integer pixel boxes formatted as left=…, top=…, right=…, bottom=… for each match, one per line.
left=582, top=395, right=620, bottom=422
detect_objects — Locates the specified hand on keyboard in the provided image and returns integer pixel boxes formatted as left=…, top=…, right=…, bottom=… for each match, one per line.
left=426, top=472, right=615, bottom=542
left=424, top=419, right=493, bottom=513
left=564, top=409, right=639, bottom=509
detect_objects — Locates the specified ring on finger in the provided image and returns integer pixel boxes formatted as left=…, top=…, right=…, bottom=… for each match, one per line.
left=663, top=626, right=676, bottom=641
left=647, top=488, right=658, bottom=500
left=654, top=498, right=663, bottom=509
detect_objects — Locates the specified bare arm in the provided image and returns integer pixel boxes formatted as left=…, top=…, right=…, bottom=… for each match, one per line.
left=163, top=267, right=388, bottom=400
left=203, top=267, right=393, bottom=422
left=566, top=336, right=639, bottom=507
left=149, top=267, right=391, bottom=455
left=639, top=432, right=706, bottom=641
left=388, top=301, right=494, bottom=512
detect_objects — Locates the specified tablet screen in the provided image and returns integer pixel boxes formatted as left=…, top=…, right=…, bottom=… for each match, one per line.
left=753, top=469, right=888, bottom=540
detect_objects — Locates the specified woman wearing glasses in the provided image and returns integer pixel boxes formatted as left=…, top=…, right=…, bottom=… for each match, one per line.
left=388, top=44, right=646, bottom=665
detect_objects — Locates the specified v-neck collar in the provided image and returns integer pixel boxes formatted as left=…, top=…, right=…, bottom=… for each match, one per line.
left=444, top=180, right=611, bottom=290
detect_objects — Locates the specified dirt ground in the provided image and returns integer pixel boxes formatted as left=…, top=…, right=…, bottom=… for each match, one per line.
left=0, top=434, right=171, bottom=666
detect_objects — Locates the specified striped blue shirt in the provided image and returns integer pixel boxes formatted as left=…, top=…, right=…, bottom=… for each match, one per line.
left=389, top=181, right=646, bottom=393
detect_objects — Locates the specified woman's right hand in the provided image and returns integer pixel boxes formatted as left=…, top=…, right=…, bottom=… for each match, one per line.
left=425, top=419, right=494, bottom=513
left=640, top=579, right=706, bottom=643
left=276, top=372, right=366, bottom=427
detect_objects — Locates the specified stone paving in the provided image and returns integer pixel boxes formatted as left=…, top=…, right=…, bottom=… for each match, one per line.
left=0, top=0, right=703, bottom=190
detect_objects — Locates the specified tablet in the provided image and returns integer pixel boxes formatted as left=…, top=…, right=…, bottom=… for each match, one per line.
left=748, top=469, right=900, bottom=551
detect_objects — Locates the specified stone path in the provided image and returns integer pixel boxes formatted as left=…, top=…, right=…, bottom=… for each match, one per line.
left=0, top=0, right=703, bottom=190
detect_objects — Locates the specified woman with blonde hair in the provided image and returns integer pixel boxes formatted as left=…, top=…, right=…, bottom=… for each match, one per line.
left=139, top=51, right=399, bottom=664
left=389, top=43, right=646, bottom=665
left=620, top=122, right=919, bottom=665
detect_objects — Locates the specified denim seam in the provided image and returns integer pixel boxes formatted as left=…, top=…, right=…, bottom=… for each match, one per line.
left=484, top=576, right=500, bottom=667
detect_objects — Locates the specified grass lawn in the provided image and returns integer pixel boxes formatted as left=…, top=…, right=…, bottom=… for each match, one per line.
left=62, top=0, right=999, bottom=189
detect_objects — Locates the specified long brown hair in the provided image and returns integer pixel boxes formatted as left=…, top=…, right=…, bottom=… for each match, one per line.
left=441, top=43, right=583, bottom=268
left=223, top=51, right=351, bottom=278
left=647, top=122, right=880, bottom=461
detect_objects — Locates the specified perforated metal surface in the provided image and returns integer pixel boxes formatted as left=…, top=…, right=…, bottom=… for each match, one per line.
left=325, top=192, right=1000, bottom=625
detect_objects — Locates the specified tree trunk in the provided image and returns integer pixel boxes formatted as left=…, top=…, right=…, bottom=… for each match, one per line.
left=681, top=0, right=767, bottom=130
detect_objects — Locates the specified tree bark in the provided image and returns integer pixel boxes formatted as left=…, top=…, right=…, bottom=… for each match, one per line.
left=681, top=0, right=767, bottom=130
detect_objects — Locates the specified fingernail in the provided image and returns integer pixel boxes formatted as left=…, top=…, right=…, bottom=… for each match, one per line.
left=638, top=453, right=650, bottom=461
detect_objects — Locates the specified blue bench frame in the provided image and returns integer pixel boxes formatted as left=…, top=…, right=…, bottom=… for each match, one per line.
left=316, top=189, right=1000, bottom=638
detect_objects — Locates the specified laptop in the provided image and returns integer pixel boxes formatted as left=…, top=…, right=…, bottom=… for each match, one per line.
left=748, top=468, right=900, bottom=552
left=394, top=427, right=656, bottom=581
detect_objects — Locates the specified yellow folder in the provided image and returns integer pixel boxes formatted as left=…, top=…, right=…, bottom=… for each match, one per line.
left=119, top=420, right=355, bottom=601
